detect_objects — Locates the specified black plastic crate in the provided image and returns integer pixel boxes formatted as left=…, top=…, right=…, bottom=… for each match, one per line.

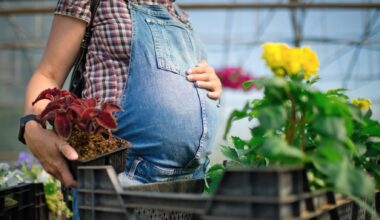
left=33, top=183, right=48, bottom=220
left=77, top=166, right=207, bottom=220
left=76, top=166, right=380, bottom=220
left=203, top=167, right=305, bottom=219
left=0, top=183, right=48, bottom=220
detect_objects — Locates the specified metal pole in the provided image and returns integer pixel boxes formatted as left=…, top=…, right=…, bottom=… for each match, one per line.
left=290, top=0, right=302, bottom=47
left=181, top=3, right=380, bottom=10
left=1, top=3, right=380, bottom=15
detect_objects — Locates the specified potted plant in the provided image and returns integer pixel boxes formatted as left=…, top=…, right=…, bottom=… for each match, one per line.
left=32, top=88, right=131, bottom=178
left=206, top=43, right=380, bottom=219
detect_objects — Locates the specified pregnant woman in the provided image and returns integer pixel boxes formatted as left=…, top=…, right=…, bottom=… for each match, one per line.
left=21, top=0, right=221, bottom=189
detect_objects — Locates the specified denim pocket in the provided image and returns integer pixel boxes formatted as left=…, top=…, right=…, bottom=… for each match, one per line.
left=145, top=18, right=197, bottom=76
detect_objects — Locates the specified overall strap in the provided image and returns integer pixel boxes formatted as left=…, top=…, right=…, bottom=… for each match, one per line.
left=81, top=0, right=101, bottom=49
left=69, top=0, right=101, bottom=96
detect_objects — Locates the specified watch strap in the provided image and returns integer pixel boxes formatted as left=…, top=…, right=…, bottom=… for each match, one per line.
left=18, top=114, right=37, bottom=145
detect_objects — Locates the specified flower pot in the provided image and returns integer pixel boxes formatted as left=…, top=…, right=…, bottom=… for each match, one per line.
left=67, top=139, right=130, bottom=180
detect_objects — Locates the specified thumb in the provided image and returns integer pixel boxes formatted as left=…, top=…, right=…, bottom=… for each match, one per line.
left=197, top=60, right=208, bottom=67
left=57, top=142, right=78, bottom=161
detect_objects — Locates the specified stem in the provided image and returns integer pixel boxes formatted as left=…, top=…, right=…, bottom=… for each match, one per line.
left=300, top=110, right=306, bottom=152
left=285, top=87, right=297, bottom=146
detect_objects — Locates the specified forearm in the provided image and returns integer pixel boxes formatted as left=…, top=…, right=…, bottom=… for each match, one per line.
left=23, top=71, right=62, bottom=115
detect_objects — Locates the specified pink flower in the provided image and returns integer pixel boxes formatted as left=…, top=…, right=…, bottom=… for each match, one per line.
left=216, top=67, right=255, bottom=90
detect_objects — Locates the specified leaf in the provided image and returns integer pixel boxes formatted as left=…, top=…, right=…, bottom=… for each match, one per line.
left=220, top=145, right=240, bottom=162
left=355, top=143, right=367, bottom=157
left=248, top=135, right=264, bottom=148
left=205, top=164, right=225, bottom=194
left=242, top=80, right=255, bottom=90
left=315, top=140, right=346, bottom=162
left=54, top=111, right=71, bottom=138
left=326, top=88, right=349, bottom=100
left=252, top=77, right=288, bottom=89
left=223, top=102, right=250, bottom=139
left=258, top=105, right=287, bottom=130
left=312, top=116, right=347, bottom=142
left=306, top=76, right=320, bottom=85
left=332, top=158, right=375, bottom=200
left=361, top=126, right=380, bottom=137
left=259, top=137, right=306, bottom=165
left=101, top=102, right=122, bottom=113
left=231, top=136, right=246, bottom=149
left=82, top=98, right=98, bottom=108
left=95, top=112, right=117, bottom=129
left=314, top=157, right=375, bottom=200
left=32, top=88, right=76, bottom=105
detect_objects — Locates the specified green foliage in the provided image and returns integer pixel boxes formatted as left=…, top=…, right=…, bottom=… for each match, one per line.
left=207, top=76, right=380, bottom=216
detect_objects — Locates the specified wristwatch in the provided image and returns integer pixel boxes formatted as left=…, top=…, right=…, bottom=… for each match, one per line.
left=18, top=114, right=37, bottom=145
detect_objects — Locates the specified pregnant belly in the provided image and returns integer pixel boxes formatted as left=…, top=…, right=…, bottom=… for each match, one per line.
left=114, top=71, right=210, bottom=167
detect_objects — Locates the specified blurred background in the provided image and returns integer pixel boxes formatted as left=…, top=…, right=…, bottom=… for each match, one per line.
left=0, top=0, right=379, bottom=164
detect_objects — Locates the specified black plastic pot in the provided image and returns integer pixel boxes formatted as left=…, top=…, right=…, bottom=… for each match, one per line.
left=68, top=142, right=130, bottom=180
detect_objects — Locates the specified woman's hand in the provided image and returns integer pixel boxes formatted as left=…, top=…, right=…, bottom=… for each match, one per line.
left=187, top=60, right=222, bottom=100
left=24, top=121, right=78, bottom=187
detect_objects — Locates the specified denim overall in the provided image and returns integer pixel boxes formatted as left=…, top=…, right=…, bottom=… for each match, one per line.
left=73, top=2, right=219, bottom=218
left=113, top=2, right=220, bottom=185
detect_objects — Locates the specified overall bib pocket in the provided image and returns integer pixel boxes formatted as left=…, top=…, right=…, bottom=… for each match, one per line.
left=145, top=17, right=197, bottom=76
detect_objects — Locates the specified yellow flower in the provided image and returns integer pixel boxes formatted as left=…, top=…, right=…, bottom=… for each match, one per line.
left=283, top=48, right=303, bottom=76
left=262, top=42, right=320, bottom=80
left=352, top=98, right=372, bottom=110
left=301, top=47, right=319, bottom=79
left=262, top=42, right=289, bottom=69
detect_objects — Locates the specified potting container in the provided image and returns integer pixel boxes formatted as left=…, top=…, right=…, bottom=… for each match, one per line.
left=68, top=137, right=131, bottom=179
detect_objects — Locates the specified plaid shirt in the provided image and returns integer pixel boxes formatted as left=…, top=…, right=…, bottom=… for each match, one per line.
left=55, top=0, right=188, bottom=103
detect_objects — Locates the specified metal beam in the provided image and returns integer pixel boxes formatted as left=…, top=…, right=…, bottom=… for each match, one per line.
left=181, top=3, right=380, bottom=10
left=1, top=3, right=380, bottom=15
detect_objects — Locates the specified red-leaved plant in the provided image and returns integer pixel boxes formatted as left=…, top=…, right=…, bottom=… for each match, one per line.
left=33, top=88, right=121, bottom=139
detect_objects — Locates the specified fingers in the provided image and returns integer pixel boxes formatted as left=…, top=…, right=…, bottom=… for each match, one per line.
left=196, top=60, right=208, bottom=67
left=25, top=124, right=77, bottom=187
left=187, top=61, right=222, bottom=100
left=187, top=73, right=211, bottom=82
left=187, top=66, right=214, bottom=75
left=56, top=141, right=78, bottom=161
left=41, top=159, right=77, bottom=188
left=60, top=162, right=77, bottom=187
left=208, top=91, right=222, bottom=100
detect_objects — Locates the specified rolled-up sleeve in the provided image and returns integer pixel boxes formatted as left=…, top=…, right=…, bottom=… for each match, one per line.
left=54, top=0, right=91, bottom=24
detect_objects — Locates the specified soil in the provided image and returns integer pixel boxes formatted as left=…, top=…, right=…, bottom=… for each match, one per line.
left=67, top=130, right=130, bottom=161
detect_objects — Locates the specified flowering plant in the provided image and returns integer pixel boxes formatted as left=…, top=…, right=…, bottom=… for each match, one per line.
left=216, top=67, right=255, bottom=90
left=0, top=152, right=72, bottom=219
left=208, top=42, right=380, bottom=216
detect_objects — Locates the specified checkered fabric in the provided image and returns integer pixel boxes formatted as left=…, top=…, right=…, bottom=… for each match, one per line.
left=55, top=0, right=188, bottom=103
